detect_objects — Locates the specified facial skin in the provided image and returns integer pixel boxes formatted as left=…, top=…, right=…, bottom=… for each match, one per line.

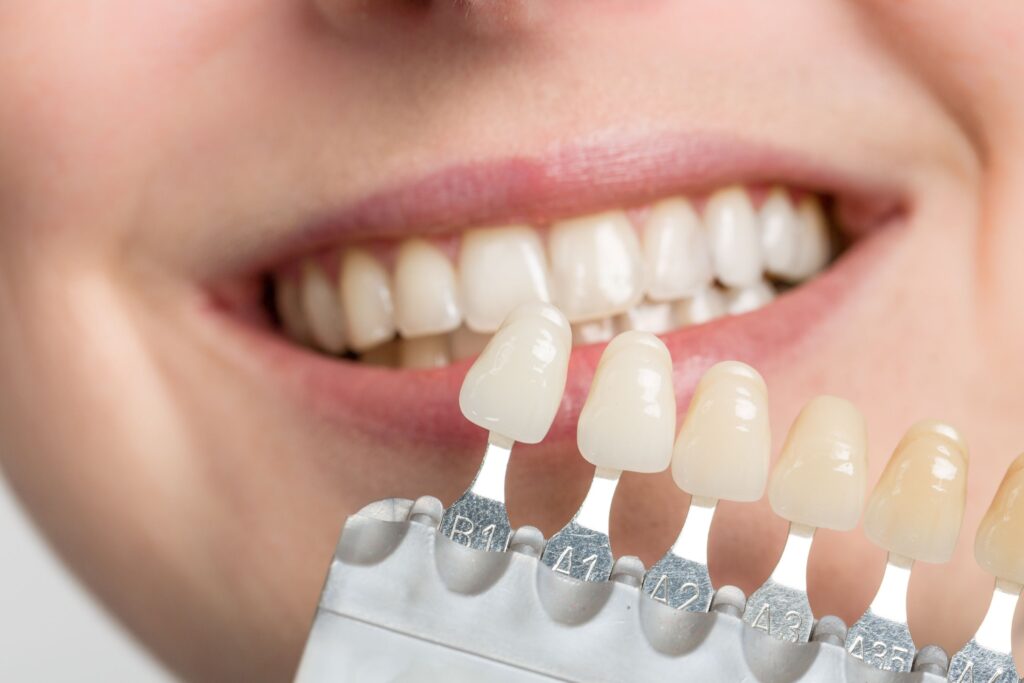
left=2, top=1, right=1024, bottom=680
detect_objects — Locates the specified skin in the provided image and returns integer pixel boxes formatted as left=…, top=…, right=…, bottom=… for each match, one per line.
left=2, top=1, right=1024, bottom=680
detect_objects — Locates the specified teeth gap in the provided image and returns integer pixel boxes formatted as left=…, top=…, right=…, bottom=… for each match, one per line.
left=264, top=187, right=847, bottom=368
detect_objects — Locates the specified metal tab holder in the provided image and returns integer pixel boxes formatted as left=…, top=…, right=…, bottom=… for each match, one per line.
left=947, top=580, right=1022, bottom=683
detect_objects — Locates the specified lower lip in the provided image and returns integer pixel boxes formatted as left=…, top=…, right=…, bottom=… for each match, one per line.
left=217, top=221, right=899, bottom=454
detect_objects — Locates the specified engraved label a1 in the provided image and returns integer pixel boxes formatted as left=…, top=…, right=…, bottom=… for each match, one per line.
left=552, top=546, right=598, bottom=581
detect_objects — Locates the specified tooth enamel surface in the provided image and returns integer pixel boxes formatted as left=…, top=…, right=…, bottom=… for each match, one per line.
left=759, top=188, right=802, bottom=280
left=705, top=186, right=763, bottom=288
left=458, top=225, right=551, bottom=333
left=459, top=302, right=571, bottom=444
left=340, top=249, right=396, bottom=351
left=674, top=286, right=727, bottom=326
left=672, top=361, right=770, bottom=502
left=359, top=340, right=398, bottom=367
left=571, top=318, right=616, bottom=347
left=549, top=211, right=644, bottom=323
left=276, top=276, right=312, bottom=345
left=974, top=454, right=1024, bottom=585
left=300, top=262, right=347, bottom=353
left=790, top=196, right=832, bottom=282
left=615, top=301, right=676, bottom=334
left=577, top=331, right=676, bottom=473
left=864, top=421, right=969, bottom=564
left=399, top=334, right=451, bottom=369
left=394, top=239, right=462, bottom=337
left=726, top=280, right=775, bottom=316
left=768, top=396, right=868, bottom=531
left=643, top=198, right=713, bottom=301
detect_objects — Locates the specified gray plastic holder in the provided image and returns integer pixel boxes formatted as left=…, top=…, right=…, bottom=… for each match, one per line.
left=294, top=497, right=948, bottom=683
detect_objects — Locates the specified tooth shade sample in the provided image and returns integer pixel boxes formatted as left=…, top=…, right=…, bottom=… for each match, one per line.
left=275, top=276, right=312, bottom=344
left=975, top=454, right=1024, bottom=585
left=672, top=361, right=770, bottom=502
left=399, top=334, right=450, bottom=369
left=790, top=197, right=831, bottom=282
left=340, top=249, right=396, bottom=351
left=768, top=396, right=868, bottom=531
left=459, top=226, right=552, bottom=333
left=864, top=421, right=969, bottom=564
left=643, top=198, right=713, bottom=301
left=726, top=280, right=775, bottom=316
left=704, top=187, right=763, bottom=288
left=577, top=331, right=676, bottom=473
left=459, top=302, right=571, bottom=444
left=675, top=286, right=727, bottom=326
left=549, top=211, right=644, bottom=323
left=394, top=239, right=462, bottom=337
left=759, top=188, right=802, bottom=280
left=300, top=262, right=346, bottom=353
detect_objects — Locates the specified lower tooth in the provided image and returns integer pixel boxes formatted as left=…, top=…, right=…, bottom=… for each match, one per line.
left=359, top=340, right=399, bottom=367
left=450, top=327, right=491, bottom=361
left=399, top=335, right=451, bottom=369
left=300, top=262, right=347, bottom=354
left=571, top=318, right=616, bottom=347
left=674, top=286, right=727, bottom=326
left=726, top=280, right=776, bottom=316
left=614, top=301, right=676, bottom=334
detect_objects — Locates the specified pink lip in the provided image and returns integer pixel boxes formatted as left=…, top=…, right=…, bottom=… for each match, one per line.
left=209, top=130, right=906, bottom=453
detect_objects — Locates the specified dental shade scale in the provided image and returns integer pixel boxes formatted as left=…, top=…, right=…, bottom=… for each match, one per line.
left=948, top=453, right=1024, bottom=683
left=742, top=396, right=868, bottom=643
left=845, top=421, right=970, bottom=673
left=439, top=302, right=571, bottom=552
left=540, top=331, right=676, bottom=582
left=643, top=361, right=770, bottom=612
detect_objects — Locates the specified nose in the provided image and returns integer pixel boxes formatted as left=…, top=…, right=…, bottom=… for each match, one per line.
left=312, top=0, right=546, bottom=37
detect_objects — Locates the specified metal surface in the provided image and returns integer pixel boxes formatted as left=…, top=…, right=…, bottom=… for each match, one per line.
left=845, top=555, right=916, bottom=672
left=439, top=438, right=513, bottom=552
left=947, top=582, right=1022, bottom=683
left=743, top=524, right=815, bottom=643
left=642, top=497, right=716, bottom=611
left=540, top=468, right=619, bottom=582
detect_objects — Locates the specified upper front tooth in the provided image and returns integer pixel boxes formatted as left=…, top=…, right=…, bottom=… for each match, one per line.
left=458, top=225, right=552, bottom=333
left=577, top=331, right=676, bottom=473
left=643, top=198, right=713, bottom=301
left=671, top=361, right=770, bottom=502
left=974, top=453, right=1024, bottom=584
left=300, top=261, right=346, bottom=353
left=863, top=420, right=969, bottom=564
left=704, top=187, right=763, bottom=288
left=340, top=249, right=396, bottom=352
left=394, top=239, right=462, bottom=337
left=789, top=196, right=832, bottom=281
left=459, top=302, right=571, bottom=444
left=759, top=188, right=802, bottom=280
left=768, top=396, right=868, bottom=531
left=549, top=210, right=644, bottom=323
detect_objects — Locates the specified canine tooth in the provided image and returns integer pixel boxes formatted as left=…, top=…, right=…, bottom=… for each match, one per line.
left=705, top=186, right=763, bottom=288
left=459, top=302, right=571, bottom=445
left=399, top=334, right=450, bottom=369
left=300, top=262, right=346, bottom=353
left=726, top=280, right=776, bottom=316
left=394, top=239, right=462, bottom=337
left=450, top=326, right=491, bottom=361
left=672, top=361, right=770, bottom=502
left=864, top=420, right=968, bottom=564
left=675, top=286, right=727, bottom=326
left=790, top=196, right=832, bottom=281
left=275, top=276, right=312, bottom=344
left=643, top=198, right=713, bottom=301
left=768, top=396, right=868, bottom=531
left=459, top=226, right=551, bottom=333
left=975, top=453, right=1024, bottom=585
left=340, top=249, right=396, bottom=351
left=577, top=331, right=676, bottom=474
left=615, top=301, right=676, bottom=334
left=759, top=188, right=802, bottom=280
left=571, top=318, right=616, bottom=346
left=549, top=210, right=644, bottom=322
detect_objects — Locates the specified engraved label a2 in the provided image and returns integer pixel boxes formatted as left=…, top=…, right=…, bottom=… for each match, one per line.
left=648, top=574, right=701, bottom=610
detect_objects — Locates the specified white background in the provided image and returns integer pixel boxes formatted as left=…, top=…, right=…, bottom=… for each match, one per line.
left=0, top=473, right=174, bottom=683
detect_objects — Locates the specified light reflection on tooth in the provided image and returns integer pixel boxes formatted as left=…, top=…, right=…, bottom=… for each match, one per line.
left=571, top=318, right=616, bottom=347
left=643, top=198, right=713, bottom=301
left=549, top=211, right=644, bottom=323
left=726, top=280, right=776, bottom=316
left=674, top=286, right=727, bottom=326
left=759, top=188, right=802, bottom=280
left=450, top=326, right=491, bottom=361
left=459, top=225, right=552, bottom=333
left=300, top=261, right=347, bottom=353
left=275, top=275, right=312, bottom=345
left=394, top=239, right=462, bottom=337
left=705, top=186, right=763, bottom=288
left=340, top=249, right=396, bottom=352
left=399, top=334, right=451, bottom=369
left=614, top=301, right=676, bottom=334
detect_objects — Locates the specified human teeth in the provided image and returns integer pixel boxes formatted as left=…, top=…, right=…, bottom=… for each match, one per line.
left=359, top=340, right=398, bottom=367
left=394, top=239, right=462, bottom=337
left=704, top=186, right=763, bottom=288
left=974, top=453, right=1024, bottom=584
left=863, top=420, right=969, bottom=564
left=449, top=326, right=491, bottom=361
left=789, top=196, right=832, bottom=282
left=275, top=276, right=312, bottom=345
left=615, top=301, right=676, bottom=334
left=768, top=396, right=868, bottom=531
left=399, top=335, right=450, bottom=369
left=459, top=302, right=571, bottom=444
left=340, top=249, right=395, bottom=351
left=759, top=188, right=802, bottom=279
left=675, top=286, right=727, bottom=326
left=571, top=318, right=616, bottom=346
left=672, top=361, right=770, bottom=502
left=726, top=280, right=775, bottom=316
left=458, top=226, right=551, bottom=333
left=577, top=331, right=676, bottom=473
left=549, top=211, right=644, bottom=322
left=643, top=198, right=713, bottom=301
left=300, top=262, right=346, bottom=353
